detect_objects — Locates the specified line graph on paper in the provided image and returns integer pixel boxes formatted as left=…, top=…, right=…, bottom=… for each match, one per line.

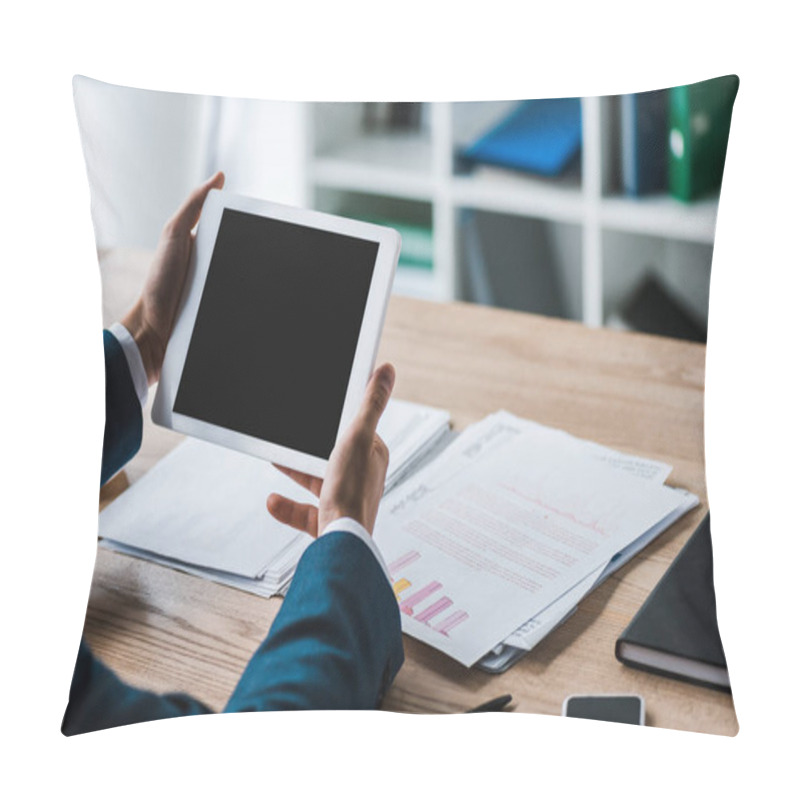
left=504, top=485, right=607, bottom=536
left=387, top=550, right=469, bottom=637
left=498, top=480, right=613, bottom=538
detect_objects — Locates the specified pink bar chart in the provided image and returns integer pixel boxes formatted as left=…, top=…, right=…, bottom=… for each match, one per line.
left=390, top=549, right=470, bottom=637
left=400, top=581, right=441, bottom=615
left=415, top=596, right=453, bottom=624
left=388, top=550, right=421, bottom=578
left=433, top=611, right=469, bottom=636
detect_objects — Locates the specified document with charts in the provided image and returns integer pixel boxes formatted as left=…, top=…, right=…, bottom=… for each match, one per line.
left=374, top=412, right=695, bottom=667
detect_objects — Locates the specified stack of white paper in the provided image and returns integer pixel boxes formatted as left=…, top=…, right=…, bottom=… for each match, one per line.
left=100, top=403, right=697, bottom=672
left=99, top=399, right=451, bottom=597
left=377, top=400, right=451, bottom=493
left=100, top=440, right=314, bottom=594
left=372, top=411, right=698, bottom=670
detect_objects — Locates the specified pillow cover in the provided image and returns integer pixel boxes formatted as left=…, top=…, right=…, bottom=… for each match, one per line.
left=65, top=75, right=738, bottom=735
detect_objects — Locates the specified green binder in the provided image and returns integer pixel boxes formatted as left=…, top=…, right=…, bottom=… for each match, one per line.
left=668, top=75, right=739, bottom=202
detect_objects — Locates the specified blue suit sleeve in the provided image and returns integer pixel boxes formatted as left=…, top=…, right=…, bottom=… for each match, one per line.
left=63, top=331, right=214, bottom=735
left=100, top=329, right=143, bottom=486
left=61, top=641, right=212, bottom=735
left=64, top=333, right=403, bottom=734
left=225, top=531, right=404, bottom=712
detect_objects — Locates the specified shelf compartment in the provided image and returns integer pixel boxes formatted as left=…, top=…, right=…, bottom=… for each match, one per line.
left=312, top=102, right=433, bottom=200
left=452, top=169, right=584, bottom=224
left=600, top=194, right=719, bottom=244
left=312, top=134, right=435, bottom=200
left=602, top=229, right=712, bottom=339
left=458, top=209, right=582, bottom=321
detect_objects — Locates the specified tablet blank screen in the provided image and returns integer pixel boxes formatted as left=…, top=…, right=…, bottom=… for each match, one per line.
left=173, top=208, right=378, bottom=459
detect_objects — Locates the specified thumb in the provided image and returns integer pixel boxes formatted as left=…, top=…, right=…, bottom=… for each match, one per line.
left=357, top=363, right=395, bottom=433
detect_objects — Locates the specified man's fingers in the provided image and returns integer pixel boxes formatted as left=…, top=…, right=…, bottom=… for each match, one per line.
left=267, top=494, right=319, bottom=537
left=274, top=465, right=322, bottom=497
left=171, top=171, right=225, bottom=234
left=357, top=363, right=395, bottom=432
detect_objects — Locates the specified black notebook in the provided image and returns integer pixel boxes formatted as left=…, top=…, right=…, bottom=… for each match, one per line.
left=615, top=512, right=730, bottom=691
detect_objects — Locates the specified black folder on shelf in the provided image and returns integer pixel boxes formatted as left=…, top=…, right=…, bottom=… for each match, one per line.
left=621, top=89, right=668, bottom=196
left=615, top=512, right=731, bottom=692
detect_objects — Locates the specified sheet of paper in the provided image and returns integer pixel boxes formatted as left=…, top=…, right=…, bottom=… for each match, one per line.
left=100, top=536, right=310, bottom=597
left=375, top=423, right=688, bottom=667
left=498, top=490, right=697, bottom=653
left=389, top=411, right=673, bottom=505
left=100, top=398, right=449, bottom=581
left=501, top=563, right=605, bottom=650
left=100, top=438, right=314, bottom=578
left=488, top=410, right=674, bottom=484
left=378, top=399, right=451, bottom=493
left=494, top=428, right=687, bottom=652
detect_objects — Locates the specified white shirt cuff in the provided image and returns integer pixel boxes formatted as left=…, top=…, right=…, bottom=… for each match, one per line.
left=109, top=322, right=149, bottom=408
left=320, top=517, right=392, bottom=585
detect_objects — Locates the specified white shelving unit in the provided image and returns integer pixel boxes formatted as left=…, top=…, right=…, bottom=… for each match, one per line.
left=301, top=99, right=719, bottom=329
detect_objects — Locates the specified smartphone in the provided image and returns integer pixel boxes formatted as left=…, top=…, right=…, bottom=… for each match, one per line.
left=562, top=694, right=645, bottom=725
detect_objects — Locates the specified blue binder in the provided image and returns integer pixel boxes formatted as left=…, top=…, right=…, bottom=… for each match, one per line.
left=460, top=98, right=582, bottom=177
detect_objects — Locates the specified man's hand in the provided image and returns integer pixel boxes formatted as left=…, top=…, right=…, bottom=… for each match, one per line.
left=267, top=363, right=396, bottom=537
left=122, top=171, right=225, bottom=385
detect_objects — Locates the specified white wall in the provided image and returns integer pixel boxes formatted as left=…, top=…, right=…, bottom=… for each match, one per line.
left=210, top=97, right=307, bottom=207
left=72, top=76, right=307, bottom=250
left=73, top=76, right=210, bottom=249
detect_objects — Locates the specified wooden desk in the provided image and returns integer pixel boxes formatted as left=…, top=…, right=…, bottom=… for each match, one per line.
left=86, top=294, right=737, bottom=736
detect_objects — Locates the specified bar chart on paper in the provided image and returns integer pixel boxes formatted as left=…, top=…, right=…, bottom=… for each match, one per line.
left=388, top=551, right=470, bottom=637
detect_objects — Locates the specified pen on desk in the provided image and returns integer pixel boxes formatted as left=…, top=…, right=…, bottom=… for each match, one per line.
left=465, top=694, right=513, bottom=713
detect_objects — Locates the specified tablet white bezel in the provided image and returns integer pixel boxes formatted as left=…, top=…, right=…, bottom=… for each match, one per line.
left=152, top=189, right=400, bottom=478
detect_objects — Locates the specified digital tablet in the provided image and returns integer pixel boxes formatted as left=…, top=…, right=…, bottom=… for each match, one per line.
left=152, top=189, right=401, bottom=478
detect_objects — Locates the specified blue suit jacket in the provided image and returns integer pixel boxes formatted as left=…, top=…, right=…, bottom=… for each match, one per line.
left=61, top=331, right=404, bottom=735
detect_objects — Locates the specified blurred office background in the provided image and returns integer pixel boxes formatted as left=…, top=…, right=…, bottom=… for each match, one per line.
left=74, top=76, right=737, bottom=343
